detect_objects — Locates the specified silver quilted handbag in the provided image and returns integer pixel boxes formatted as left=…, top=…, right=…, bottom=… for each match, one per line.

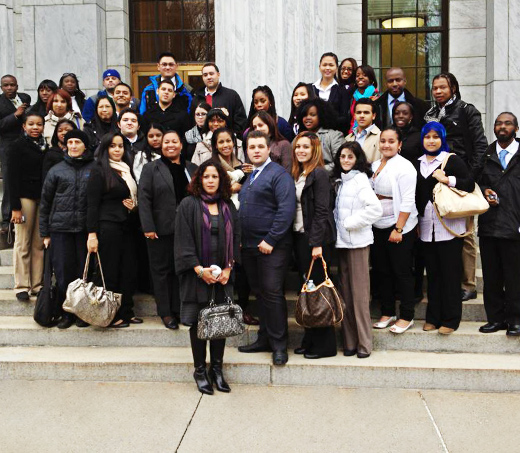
left=197, top=285, right=245, bottom=340
left=63, top=252, right=122, bottom=327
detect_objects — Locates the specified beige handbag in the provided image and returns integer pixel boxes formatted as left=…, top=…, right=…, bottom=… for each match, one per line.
left=432, top=153, right=490, bottom=238
left=63, top=252, right=122, bottom=327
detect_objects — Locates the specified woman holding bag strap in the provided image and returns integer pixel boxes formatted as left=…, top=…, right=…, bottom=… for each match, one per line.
left=291, top=131, right=337, bottom=359
left=414, top=122, right=474, bottom=334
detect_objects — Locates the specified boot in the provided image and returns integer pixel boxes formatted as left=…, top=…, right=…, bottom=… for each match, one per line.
left=57, top=314, right=75, bottom=329
left=193, top=366, right=214, bottom=395
left=208, top=360, right=230, bottom=393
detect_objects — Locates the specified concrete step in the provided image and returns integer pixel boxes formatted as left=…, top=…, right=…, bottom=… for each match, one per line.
left=0, top=248, right=12, bottom=266
left=0, top=316, right=514, bottom=354
left=1, top=346, right=519, bottom=392
left=0, top=267, right=14, bottom=289
left=0, top=289, right=488, bottom=321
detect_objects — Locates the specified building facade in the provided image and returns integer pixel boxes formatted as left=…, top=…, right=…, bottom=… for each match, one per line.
left=0, top=0, right=517, bottom=134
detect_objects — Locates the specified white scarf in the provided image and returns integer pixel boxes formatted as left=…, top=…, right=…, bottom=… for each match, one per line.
left=109, top=159, right=138, bottom=207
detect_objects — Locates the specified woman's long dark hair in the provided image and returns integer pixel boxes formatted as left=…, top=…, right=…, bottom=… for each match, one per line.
left=30, top=79, right=58, bottom=116
left=202, top=108, right=231, bottom=134
left=144, top=122, right=165, bottom=161
left=96, top=131, right=133, bottom=190
left=91, top=95, right=118, bottom=135
left=249, top=110, right=285, bottom=143
left=332, top=141, right=373, bottom=179
left=50, top=118, right=77, bottom=148
left=338, top=58, right=358, bottom=87
left=210, top=127, right=239, bottom=162
left=289, top=82, right=316, bottom=126
left=188, top=160, right=232, bottom=201
left=356, top=65, right=378, bottom=89
left=247, top=85, right=278, bottom=124
left=59, top=73, right=86, bottom=104
left=297, top=98, right=337, bottom=131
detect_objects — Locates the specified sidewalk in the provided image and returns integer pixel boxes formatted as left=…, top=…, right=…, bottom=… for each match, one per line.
left=1, top=380, right=518, bottom=453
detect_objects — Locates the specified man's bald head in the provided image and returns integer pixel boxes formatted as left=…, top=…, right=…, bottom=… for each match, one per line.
left=386, top=67, right=406, bottom=98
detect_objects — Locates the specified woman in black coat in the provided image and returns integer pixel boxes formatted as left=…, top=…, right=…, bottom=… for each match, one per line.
left=83, top=95, right=118, bottom=152
left=291, top=131, right=337, bottom=359
left=9, top=112, right=48, bottom=302
left=139, top=130, right=198, bottom=329
left=40, top=130, right=96, bottom=328
left=86, top=131, right=140, bottom=327
left=393, top=101, right=423, bottom=163
left=174, top=160, right=240, bottom=395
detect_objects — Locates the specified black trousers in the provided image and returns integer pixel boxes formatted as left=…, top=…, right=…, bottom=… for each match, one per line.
left=189, top=324, right=226, bottom=368
left=146, top=234, right=180, bottom=318
left=234, top=262, right=251, bottom=310
left=372, top=226, right=416, bottom=321
left=293, top=232, right=337, bottom=355
left=98, top=221, right=137, bottom=321
left=422, top=238, right=463, bottom=329
left=480, top=237, right=520, bottom=325
left=50, top=232, right=88, bottom=317
left=0, top=143, right=10, bottom=225
left=242, top=244, right=290, bottom=351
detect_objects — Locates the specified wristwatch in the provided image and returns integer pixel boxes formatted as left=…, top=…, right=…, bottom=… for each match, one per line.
left=394, top=226, right=403, bottom=233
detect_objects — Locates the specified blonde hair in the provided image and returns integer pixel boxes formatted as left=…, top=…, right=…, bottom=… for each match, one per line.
left=291, top=131, right=325, bottom=180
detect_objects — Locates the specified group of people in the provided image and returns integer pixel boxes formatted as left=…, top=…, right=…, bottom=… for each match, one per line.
left=1, top=49, right=519, bottom=396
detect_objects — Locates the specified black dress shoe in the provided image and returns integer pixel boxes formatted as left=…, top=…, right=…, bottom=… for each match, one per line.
left=273, top=350, right=288, bottom=365
left=238, top=341, right=272, bottom=353
left=110, top=319, right=130, bottom=328
left=304, top=352, right=337, bottom=360
left=16, top=291, right=30, bottom=302
left=479, top=322, right=508, bottom=333
left=129, top=317, right=143, bottom=324
left=461, top=289, right=477, bottom=301
left=294, top=347, right=306, bottom=355
left=357, top=352, right=371, bottom=359
left=506, top=325, right=520, bottom=336
left=209, top=362, right=231, bottom=393
left=57, top=315, right=75, bottom=330
left=343, top=349, right=357, bottom=357
left=75, top=318, right=89, bottom=328
left=193, top=366, right=214, bottom=395
left=162, top=316, right=179, bottom=330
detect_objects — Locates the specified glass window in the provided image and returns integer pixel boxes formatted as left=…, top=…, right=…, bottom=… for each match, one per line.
left=363, top=0, right=448, bottom=100
left=130, top=0, right=215, bottom=63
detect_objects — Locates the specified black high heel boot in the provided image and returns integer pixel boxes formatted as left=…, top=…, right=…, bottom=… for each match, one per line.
left=193, top=366, right=214, bottom=395
left=209, top=360, right=231, bottom=393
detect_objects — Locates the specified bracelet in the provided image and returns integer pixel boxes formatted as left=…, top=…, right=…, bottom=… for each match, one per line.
left=196, top=267, right=204, bottom=279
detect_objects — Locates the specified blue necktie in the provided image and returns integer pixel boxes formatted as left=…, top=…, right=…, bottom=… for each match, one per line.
left=250, top=169, right=259, bottom=185
left=499, top=149, right=508, bottom=169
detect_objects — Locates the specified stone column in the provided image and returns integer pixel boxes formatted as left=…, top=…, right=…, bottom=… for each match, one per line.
left=486, top=0, right=520, bottom=135
left=0, top=0, right=16, bottom=77
left=106, top=0, right=130, bottom=84
left=215, top=0, right=337, bottom=119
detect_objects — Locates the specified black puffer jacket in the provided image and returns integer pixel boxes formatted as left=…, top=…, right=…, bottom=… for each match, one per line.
left=431, top=98, right=488, bottom=172
left=39, top=151, right=96, bottom=237
left=478, top=139, right=520, bottom=241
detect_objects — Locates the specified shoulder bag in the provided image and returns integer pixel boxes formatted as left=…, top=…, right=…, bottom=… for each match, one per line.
left=63, top=252, right=122, bottom=327
left=432, top=153, right=489, bottom=237
left=295, top=257, right=345, bottom=328
left=197, top=285, right=245, bottom=340
left=34, top=248, right=59, bottom=327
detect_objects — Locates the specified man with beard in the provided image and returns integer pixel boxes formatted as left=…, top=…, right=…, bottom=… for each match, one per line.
left=478, top=112, right=520, bottom=336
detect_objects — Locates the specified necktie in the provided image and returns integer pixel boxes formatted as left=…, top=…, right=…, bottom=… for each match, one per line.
left=205, top=94, right=213, bottom=107
left=499, top=149, right=508, bottom=169
left=250, top=169, right=259, bottom=185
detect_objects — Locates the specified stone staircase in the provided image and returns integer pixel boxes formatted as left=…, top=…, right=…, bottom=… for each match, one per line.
left=0, top=248, right=519, bottom=392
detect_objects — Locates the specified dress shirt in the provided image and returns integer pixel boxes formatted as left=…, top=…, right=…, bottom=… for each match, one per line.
left=313, top=78, right=338, bottom=102
left=387, top=92, right=406, bottom=124
left=355, top=124, right=375, bottom=148
left=10, top=95, right=22, bottom=108
left=418, top=152, right=464, bottom=242
left=496, top=140, right=519, bottom=167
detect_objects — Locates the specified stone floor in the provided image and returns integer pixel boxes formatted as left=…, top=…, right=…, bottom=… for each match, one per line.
left=1, top=380, right=519, bottom=452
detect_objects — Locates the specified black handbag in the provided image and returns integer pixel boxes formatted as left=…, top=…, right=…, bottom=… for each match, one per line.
left=197, top=285, right=245, bottom=340
left=33, top=248, right=59, bottom=327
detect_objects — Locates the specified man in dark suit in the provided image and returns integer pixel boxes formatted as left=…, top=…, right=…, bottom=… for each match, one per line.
left=238, top=130, right=296, bottom=365
left=478, top=112, right=520, bottom=336
left=190, top=63, right=248, bottom=135
left=375, top=67, right=429, bottom=130
left=0, top=75, right=31, bottom=231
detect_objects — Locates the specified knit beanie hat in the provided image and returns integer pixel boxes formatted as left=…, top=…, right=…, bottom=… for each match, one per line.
left=64, top=129, right=90, bottom=148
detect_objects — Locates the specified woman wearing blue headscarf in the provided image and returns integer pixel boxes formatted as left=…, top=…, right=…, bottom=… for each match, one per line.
left=414, top=121, right=475, bottom=334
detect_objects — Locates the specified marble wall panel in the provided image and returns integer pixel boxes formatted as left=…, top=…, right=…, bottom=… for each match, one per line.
left=337, top=3, right=361, bottom=33
left=0, top=3, right=15, bottom=76
left=27, top=4, right=103, bottom=91
left=486, top=0, right=508, bottom=82
left=215, top=0, right=337, bottom=119
left=459, top=85, right=486, bottom=114
left=449, top=28, right=486, bottom=58
left=449, top=57, right=486, bottom=86
left=486, top=80, right=520, bottom=136
left=508, top=0, right=520, bottom=80
left=450, top=0, right=486, bottom=29
left=21, top=5, right=35, bottom=89
left=106, top=0, right=127, bottom=12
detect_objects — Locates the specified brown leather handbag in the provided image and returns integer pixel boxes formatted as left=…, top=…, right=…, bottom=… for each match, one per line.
left=295, top=257, right=345, bottom=328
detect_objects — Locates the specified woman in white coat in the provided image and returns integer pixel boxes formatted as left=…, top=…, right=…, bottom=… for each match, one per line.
left=333, top=142, right=382, bottom=358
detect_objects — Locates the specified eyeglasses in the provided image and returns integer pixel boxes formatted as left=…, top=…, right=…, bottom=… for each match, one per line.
left=341, top=67, right=353, bottom=73
left=195, top=112, right=207, bottom=117
left=160, top=62, right=176, bottom=67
